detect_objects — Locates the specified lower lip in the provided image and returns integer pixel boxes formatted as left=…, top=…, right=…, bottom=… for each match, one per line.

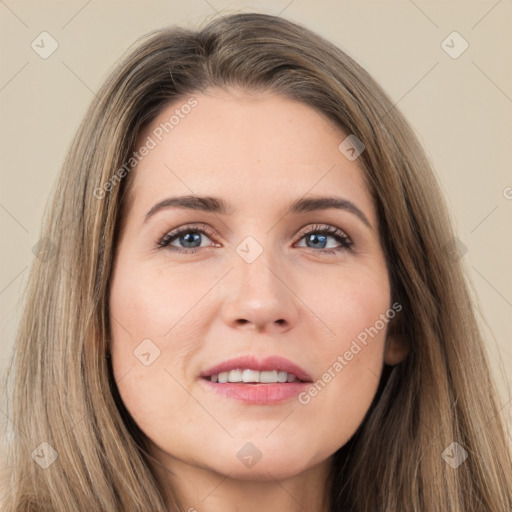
left=199, top=378, right=310, bottom=405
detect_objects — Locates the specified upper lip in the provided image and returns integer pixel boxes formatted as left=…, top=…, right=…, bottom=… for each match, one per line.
left=200, top=355, right=313, bottom=382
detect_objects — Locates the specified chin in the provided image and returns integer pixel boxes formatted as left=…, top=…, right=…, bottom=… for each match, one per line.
left=205, top=448, right=319, bottom=482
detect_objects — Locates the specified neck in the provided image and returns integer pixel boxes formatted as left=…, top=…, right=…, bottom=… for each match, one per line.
left=150, top=450, right=333, bottom=512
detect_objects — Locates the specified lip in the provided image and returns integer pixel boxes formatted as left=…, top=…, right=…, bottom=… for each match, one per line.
left=199, top=379, right=310, bottom=405
left=198, top=355, right=313, bottom=405
left=199, top=355, right=313, bottom=382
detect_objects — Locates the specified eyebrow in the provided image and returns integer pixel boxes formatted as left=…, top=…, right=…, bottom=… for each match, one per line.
left=144, top=194, right=372, bottom=229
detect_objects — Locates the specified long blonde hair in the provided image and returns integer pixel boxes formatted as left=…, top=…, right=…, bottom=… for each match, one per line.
left=2, top=12, right=511, bottom=511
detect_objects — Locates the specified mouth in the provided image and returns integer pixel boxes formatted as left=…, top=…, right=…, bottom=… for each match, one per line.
left=204, top=369, right=307, bottom=384
left=199, top=355, right=312, bottom=405
left=200, top=355, right=312, bottom=383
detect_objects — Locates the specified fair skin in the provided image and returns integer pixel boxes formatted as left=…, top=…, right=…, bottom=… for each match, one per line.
left=109, top=87, right=408, bottom=512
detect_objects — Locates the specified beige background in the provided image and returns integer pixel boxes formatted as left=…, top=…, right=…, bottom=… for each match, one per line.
left=1, top=0, right=511, bottom=460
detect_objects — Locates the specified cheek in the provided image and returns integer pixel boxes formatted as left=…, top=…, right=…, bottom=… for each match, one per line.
left=109, top=257, right=211, bottom=344
left=304, top=260, right=390, bottom=356
left=108, top=261, right=195, bottom=428
left=295, top=266, right=390, bottom=439
left=107, top=246, right=392, bottom=473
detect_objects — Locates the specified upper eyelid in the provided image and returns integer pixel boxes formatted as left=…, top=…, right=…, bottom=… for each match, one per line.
left=296, top=223, right=350, bottom=237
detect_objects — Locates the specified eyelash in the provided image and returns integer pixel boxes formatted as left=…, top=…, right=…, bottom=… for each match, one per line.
left=156, top=223, right=353, bottom=255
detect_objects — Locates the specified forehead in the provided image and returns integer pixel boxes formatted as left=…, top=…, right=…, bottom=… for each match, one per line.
left=127, top=88, right=375, bottom=224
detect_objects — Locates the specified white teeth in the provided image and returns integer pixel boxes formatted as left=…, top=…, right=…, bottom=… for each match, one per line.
left=207, top=369, right=300, bottom=383
left=242, top=369, right=260, bottom=383
left=227, top=369, right=243, bottom=382
left=277, top=371, right=288, bottom=383
left=260, top=370, right=278, bottom=383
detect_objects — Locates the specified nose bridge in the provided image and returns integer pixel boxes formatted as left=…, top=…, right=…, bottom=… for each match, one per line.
left=221, top=233, right=298, bottom=331
left=234, top=234, right=285, bottom=301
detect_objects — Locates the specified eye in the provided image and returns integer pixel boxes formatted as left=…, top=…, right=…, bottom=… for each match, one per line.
left=295, top=224, right=353, bottom=254
left=157, top=223, right=217, bottom=253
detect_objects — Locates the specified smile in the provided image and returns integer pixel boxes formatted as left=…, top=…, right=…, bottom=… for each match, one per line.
left=199, top=355, right=312, bottom=405
left=207, top=369, right=302, bottom=383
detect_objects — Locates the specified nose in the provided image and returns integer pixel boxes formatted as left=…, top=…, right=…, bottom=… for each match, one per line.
left=220, top=247, right=299, bottom=334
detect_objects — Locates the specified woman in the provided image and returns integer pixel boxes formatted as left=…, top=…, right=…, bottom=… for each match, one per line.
left=2, top=12, right=511, bottom=512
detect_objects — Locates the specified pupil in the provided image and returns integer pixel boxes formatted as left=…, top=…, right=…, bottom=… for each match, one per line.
left=181, top=232, right=200, bottom=247
left=308, top=233, right=326, bottom=248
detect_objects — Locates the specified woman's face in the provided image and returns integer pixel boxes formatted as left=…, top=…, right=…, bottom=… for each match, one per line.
left=109, top=88, right=406, bottom=482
